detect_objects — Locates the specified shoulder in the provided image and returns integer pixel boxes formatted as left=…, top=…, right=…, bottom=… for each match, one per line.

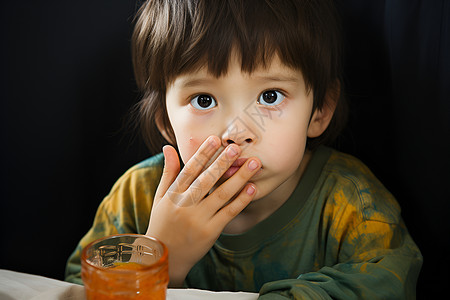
left=96, top=152, right=164, bottom=233
left=100, top=152, right=164, bottom=214
left=319, top=148, right=401, bottom=224
left=108, top=152, right=164, bottom=196
left=125, top=152, right=164, bottom=177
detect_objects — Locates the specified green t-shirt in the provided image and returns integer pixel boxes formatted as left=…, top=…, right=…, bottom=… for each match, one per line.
left=66, top=147, right=422, bottom=299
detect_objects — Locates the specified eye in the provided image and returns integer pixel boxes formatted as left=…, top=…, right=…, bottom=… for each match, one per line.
left=190, top=94, right=217, bottom=110
left=257, top=90, right=285, bottom=106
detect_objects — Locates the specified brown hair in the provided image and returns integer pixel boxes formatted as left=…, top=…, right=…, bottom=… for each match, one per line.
left=132, top=0, right=347, bottom=154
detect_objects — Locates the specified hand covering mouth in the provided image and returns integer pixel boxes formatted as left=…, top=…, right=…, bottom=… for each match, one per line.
left=222, top=158, right=248, bottom=179
left=231, top=158, right=249, bottom=167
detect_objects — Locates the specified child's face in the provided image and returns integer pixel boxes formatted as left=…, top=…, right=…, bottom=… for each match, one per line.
left=165, top=54, right=318, bottom=201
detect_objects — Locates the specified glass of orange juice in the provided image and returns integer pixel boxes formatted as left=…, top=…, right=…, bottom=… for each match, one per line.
left=81, top=234, right=168, bottom=299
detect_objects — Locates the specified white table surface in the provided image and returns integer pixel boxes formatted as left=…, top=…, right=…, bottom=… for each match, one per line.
left=0, top=269, right=258, bottom=300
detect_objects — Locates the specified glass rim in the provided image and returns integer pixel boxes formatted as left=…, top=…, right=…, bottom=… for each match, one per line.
left=81, top=233, right=168, bottom=273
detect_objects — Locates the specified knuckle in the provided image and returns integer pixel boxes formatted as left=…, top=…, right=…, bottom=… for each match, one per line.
left=191, top=154, right=205, bottom=168
left=188, top=182, right=204, bottom=201
left=226, top=203, right=241, bottom=218
left=162, top=166, right=169, bottom=175
left=182, top=164, right=195, bottom=177
left=204, top=167, right=220, bottom=182
left=219, top=152, right=234, bottom=165
left=191, top=177, right=208, bottom=191
left=162, top=166, right=173, bottom=177
left=215, top=188, right=229, bottom=201
left=237, top=168, right=251, bottom=181
left=197, top=150, right=211, bottom=161
left=231, top=196, right=249, bottom=216
left=176, top=169, right=194, bottom=186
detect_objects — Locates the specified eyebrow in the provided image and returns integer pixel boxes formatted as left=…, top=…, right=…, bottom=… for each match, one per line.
left=176, top=73, right=301, bottom=88
left=252, top=73, right=300, bottom=84
left=178, top=78, right=214, bottom=88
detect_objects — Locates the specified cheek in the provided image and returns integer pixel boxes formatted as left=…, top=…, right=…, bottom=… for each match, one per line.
left=168, top=107, right=220, bottom=164
left=167, top=108, right=204, bottom=163
left=174, top=127, right=217, bottom=165
left=176, top=134, right=205, bottom=164
left=266, top=128, right=306, bottom=171
left=261, top=113, right=310, bottom=173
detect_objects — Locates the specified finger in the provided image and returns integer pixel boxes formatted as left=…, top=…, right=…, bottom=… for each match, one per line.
left=204, top=157, right=261, bottom=212
left=187, top=143, right=241, bottom=201
left=212, top=183, right=256, bottom=227
left=153, top=145, right=180, bottom=202
left=175, top=135, right=221, bottom=192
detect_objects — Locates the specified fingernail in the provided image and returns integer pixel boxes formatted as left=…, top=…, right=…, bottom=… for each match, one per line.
left=246, top=185, right=256, bottom=195
left=227, top=145, right=239, bottom=158
left=248, top=159, right=259, bottom=171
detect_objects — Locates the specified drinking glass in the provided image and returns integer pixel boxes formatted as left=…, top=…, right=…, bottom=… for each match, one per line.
left=81, top=234, right=169, bottom=299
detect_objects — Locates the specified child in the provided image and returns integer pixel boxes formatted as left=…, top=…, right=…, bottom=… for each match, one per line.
left=66, top=0, right=422, bottom=298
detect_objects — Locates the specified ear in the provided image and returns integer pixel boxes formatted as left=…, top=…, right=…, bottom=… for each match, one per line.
left=307, top=82, right=339, bottom=138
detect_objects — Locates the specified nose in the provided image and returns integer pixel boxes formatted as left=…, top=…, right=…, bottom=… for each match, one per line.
left=221, top=118, right=257, bottom=147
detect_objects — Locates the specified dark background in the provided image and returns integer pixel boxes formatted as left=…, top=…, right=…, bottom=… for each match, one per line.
left=1, top=0, right=449, bottom=298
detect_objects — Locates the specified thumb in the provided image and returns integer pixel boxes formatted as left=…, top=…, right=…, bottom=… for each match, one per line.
left=154, top=145, right=180, bottom=202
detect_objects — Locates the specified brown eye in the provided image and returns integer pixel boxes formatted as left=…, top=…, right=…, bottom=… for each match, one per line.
left=190, top=94, right=217, bottom=110
left=258, top=90, right=285, bottom=106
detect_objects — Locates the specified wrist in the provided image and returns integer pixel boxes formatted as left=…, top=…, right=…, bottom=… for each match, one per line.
left=168, top=262, right=190, bottom=288
left=169, top=278, right=185, bottom=288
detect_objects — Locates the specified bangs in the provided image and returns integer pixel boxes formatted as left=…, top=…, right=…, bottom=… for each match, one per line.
left=133, top=0, right=341, bottom=95
left=179, top=1, right=304, bottom=77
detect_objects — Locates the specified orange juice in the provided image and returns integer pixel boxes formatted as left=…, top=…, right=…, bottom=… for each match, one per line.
left=81, top=234, right=169, bottom=300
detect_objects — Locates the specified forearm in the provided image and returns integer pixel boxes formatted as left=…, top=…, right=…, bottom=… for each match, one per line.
left=259, top=257, right=421, bottom=299
left=259, top=223, right=422, bottom=299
